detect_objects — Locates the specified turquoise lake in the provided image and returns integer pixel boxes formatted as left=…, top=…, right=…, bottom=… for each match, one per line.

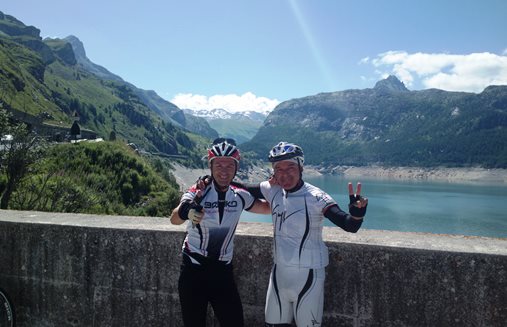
left=241, top=175, right=507, bottom=239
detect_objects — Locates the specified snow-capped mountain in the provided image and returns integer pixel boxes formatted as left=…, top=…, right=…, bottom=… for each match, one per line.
left=183, top=108, right=270, bottom=144
left=184, top=108, right=269, bottom=123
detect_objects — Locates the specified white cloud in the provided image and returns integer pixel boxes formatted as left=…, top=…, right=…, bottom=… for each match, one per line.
left=366, top=51, right=507, bottom=92
left=170, top=92, right=280, bottom=113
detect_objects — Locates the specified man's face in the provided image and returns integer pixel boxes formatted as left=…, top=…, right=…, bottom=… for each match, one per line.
left=211, top=157, right=237, bottom=188
left=273, top=160, right=302, bottom=190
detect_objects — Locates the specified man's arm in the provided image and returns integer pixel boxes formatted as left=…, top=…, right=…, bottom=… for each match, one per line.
left=324, top=204, right=363, bottom=233
left=231, top=180, right=270, bottom=214
left=170, top=203, right=186, bottom=225
left=170, top=200, right=204, bottom=225
left=325, top=182, right=368, bottom=233
left=231, top=181, right=265, bottom=199
left=197, top=174, right=266, bottom=200
left=248, top=199, right=271, bottom=214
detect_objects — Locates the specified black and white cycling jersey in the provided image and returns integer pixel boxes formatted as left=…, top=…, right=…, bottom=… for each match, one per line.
left=259, top=181, right=337, bottom=269
left=180, top=182, right=255, bottom=263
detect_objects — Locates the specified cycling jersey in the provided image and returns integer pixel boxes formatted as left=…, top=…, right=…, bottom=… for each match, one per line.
left=180, top=182, right=256, bottom=263
left=259, top=180, right=337, bottom=269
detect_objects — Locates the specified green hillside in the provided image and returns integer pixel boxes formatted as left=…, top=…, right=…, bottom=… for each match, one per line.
left=0, top=11, right=214, bottom=216
left=0, top=35, right=66, bottom=120
left=0, top=11, right=209, bottom=163
left=9, top=141, right=180, bottom=216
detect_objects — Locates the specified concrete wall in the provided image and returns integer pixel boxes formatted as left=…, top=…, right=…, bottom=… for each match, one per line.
left=0, top=210, right=506, bottom=326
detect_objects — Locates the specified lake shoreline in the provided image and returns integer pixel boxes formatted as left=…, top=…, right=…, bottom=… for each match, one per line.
left=320, top=165, right=507, bottom=183
left=170, top=163, right=507, bottom=191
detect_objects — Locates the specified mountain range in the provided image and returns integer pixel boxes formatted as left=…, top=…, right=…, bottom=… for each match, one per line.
left=243, top=75, right=507, bottom=167
left=187, top=108, right=268, bottom=121
left=63, top=35, right=219, bottom=140
left=183, top=108, right=268, bottom=144
left=1, top=10, right=506, bottom=168
left=0, top=10, right=219, bottom=164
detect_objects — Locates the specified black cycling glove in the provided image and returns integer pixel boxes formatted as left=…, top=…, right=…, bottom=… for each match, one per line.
left=196, top=175, right=211, bottom=185
left=178, top=201, right=203, bottom=221
left=348, top=194, right=367, bottom=218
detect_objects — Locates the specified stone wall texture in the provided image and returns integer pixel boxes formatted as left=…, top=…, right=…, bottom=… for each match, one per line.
left=0, top=210, right=506, bottom=326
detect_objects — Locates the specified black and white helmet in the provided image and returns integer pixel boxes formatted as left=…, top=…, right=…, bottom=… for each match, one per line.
left=268, top=142, right=304, bottom=164
left=207, top=138, right=240, bottom=163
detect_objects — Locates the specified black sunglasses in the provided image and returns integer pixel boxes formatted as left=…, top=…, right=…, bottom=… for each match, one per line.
left=212, top=137, right=237, bottom=146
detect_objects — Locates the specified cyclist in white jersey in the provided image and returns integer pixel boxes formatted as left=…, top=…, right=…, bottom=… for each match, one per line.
left=170, top=138, right=270, bottom=327
left=230, top=142, right=368, bottom=326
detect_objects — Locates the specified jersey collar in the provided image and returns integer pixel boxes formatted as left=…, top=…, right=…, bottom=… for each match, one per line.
left=282, top=179, right=305, bottom=197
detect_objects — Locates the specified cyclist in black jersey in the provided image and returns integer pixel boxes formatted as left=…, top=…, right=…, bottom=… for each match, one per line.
left=170, top=138, right=270, bottom=327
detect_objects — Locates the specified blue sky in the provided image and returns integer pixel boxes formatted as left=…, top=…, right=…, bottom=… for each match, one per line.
left=2, top=0, right=507, bottom=112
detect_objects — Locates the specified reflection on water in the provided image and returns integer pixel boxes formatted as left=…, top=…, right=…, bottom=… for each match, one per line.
left=241, top=175, right=507, bottom=239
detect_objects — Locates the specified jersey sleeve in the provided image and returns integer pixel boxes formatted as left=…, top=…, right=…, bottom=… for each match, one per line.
left=313, top=189, right=336, bottom=213
left=259, top=181, right=274, bottom=200
left=324, top=204, right=363, bottom=233
left=237, top=188, right=256, bottom=211
left=180, top=185, right=198, bottom=203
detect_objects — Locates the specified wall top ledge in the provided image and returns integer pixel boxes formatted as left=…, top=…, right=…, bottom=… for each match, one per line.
left=1, top=209, right=505, bottom=256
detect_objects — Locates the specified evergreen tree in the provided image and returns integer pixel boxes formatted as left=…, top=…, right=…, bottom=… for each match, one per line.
left=0, top=109, right=46, bottom=209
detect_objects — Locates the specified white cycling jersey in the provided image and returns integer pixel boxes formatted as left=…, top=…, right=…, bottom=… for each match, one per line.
left=259, top=181, right=336, bottom=269
left=181, top=182, right=255, bottom=263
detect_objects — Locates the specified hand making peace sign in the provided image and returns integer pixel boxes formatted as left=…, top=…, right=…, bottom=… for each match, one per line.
left=348, top=182, right=368, bottom=218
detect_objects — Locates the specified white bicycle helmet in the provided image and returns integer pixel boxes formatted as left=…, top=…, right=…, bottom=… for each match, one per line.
left=268, top=142, right=304, bottom=164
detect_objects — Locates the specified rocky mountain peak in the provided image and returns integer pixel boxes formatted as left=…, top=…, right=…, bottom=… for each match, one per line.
left=374, top=75, right=409, bottom=92
left=0, top=10, right=41, bottom=39
left=64, top=35, right=87, bottom=61
left=63, top=35, right=123, bottom=82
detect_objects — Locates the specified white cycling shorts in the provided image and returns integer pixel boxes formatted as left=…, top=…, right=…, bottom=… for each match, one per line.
left=265, top=264, right=325, bottom=326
